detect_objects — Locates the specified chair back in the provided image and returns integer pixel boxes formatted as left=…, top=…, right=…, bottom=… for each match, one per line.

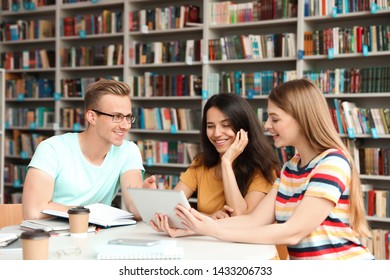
left=0, top=204, right=23, bottom=228
left=276, top=244, right=289, bottom=260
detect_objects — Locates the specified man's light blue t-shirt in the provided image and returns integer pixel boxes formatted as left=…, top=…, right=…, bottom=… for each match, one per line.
left=28, top=133, right=144, bottom=206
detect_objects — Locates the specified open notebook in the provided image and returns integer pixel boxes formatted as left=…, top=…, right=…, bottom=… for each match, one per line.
left=20, top=217, right=96, bottom=236
left=96, top=240, right=184, bottom=260
left=42, top=203, right=136, bottom=228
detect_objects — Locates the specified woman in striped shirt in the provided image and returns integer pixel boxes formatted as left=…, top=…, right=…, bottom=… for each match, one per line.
left=171, top=78, right=374, bottom=260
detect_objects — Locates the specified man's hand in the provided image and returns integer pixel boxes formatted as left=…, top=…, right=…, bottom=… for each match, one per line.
left=142, top=175, right=157, bottom=189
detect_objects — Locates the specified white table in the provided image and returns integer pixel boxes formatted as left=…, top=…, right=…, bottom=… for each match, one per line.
left=0, top=222, right=277, bottom=260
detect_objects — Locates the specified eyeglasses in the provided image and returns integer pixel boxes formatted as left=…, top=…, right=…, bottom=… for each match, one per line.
left=91, top=109, right=136, bottom=124
left=51, top=247, right=81, bottom=259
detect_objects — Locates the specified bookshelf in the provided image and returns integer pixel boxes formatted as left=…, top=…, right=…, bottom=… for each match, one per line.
left=298, top=0, right=390, bottom=259
left=0, top=68, right=4, bottom=204
left=127, top=0, right=204, bottom=187
left=58, top=0, right=125, bottom=134
left=0, top=1, right=57, bottom=203
left=0, top=0, right=389, bottom=258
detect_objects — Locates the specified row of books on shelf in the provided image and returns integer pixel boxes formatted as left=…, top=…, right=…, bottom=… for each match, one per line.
left=209, top=0, right=297, bottom=25
left=5, top=66, right=387, bottom=100
left=5, top=130, right=47, bottom=157
left=209, top=33, right=296, bottom=61
left=61, top=77, right=96, bottom=98
left=5, top=107, right=54, bottom=128
left=0, top=49, right=54, bottom=70
left=5, top=76, right=123, bottom=99
left=0, top=19, right=54, bottom=42
left=131, top=39, right=201, bottom=65
left=60, top=44, right=123, bottom=67
left=61, top=76, right=122, bottom=98
left=129, top=73, right=202, bottom=98
left=137, top=140, right=200, bottom=166
left=6, top=76, right=54, bottom=99
left=61, top=10, right=123, bottom=37
left=155, top=174, right=180, bottom=191
left=0, top=0, right=54, bottom=11
left=139, top=143, right=297, bottom=168
left=304, top=24, right=390, bottom=56
left=362, top=228, right=390, bottom=260
left=207, top=70, right=297, bottom=97
left=129, top=5, right=202, bottom=32
left=304, top=0, right=390, bottom=16
left=62, top=0, right=87, bottom=3
left=304, top=67, right=390, bottom=94
left=362, top=185, right=390, bottom=218
left=331, top=99, right=390, bottom=136
left=60, top=107, right=86, bottom=130
left=3, top=163, right=27, bottom=187
left=2, top=191, right=22, bottom=204
left=274, top=146, right=296, bottom=165
left=132, top=107, right=202, bottom=132
left=358, top=147, right=390, bottom=176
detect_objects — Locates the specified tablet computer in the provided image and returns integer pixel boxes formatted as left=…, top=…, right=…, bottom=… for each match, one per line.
left=128, top=188, right=191, bottom=229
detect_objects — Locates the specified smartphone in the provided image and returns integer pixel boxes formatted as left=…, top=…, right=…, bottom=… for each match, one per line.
left=108, top=238, right=161, bottom=246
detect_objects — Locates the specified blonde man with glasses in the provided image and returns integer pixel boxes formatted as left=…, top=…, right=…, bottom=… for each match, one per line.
left=23, top=79, right=156, bottom=220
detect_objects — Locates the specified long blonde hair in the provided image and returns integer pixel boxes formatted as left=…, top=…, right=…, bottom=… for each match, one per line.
left=269, top=78, right=370, bottom=238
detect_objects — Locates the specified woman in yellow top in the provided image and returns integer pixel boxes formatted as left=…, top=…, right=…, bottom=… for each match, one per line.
left=152, top=93, right=280, bottom=225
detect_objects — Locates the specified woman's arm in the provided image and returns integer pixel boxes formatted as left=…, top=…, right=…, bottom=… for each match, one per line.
left=206, top=187, right=278, bottom=229
left=177, top=194, right=334, bottom=245
left=221, top=130, right=267, bottom=216
left=225, top=187, right=277, bottom=228
left=221, top=158, right=268, bottom=216
left=218, top=195, right=334, bottom=245
left=157, top=187, right=278, bottom=239
left=170, top=181, right=195, bottom=199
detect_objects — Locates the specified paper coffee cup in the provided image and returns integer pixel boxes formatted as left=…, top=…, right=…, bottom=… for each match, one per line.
left=21, top=230, right=51, bottom=260
left=68, top=206, right=90, bottom=238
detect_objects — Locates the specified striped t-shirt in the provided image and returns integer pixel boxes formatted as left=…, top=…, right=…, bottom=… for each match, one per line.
left=274, top=148, right=374, bottom=260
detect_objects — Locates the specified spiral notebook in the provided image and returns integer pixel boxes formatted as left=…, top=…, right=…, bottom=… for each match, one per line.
left=96, top=240, right=184, bottom=260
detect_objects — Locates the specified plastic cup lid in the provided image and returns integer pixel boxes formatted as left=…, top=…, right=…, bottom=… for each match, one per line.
left=68, top=206, right=90, bottom=214
left=21, top=229, right=50, bottom=240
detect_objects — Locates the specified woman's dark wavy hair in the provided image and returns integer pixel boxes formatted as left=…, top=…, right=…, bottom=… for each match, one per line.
left=192, top=93, right=280, bottom=196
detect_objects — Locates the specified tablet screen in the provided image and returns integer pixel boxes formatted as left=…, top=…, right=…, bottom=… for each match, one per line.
left=127, top=188, right=191, bottom=229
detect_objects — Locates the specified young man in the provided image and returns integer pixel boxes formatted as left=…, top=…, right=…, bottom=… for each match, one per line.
left=22, top=79, right=156, bottom=220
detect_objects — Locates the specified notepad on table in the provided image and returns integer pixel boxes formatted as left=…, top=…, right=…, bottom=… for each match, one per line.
left=20, top=217, right=96, bottom=236
left=21, top=217, right=71, bottom=232
left=42, top=203, right=136, bottom=228
left=0, top=237, right=22, bottom=252
left=96, top=240, right=184, bottom=260
left=0, top=233, right=19, bottom=247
